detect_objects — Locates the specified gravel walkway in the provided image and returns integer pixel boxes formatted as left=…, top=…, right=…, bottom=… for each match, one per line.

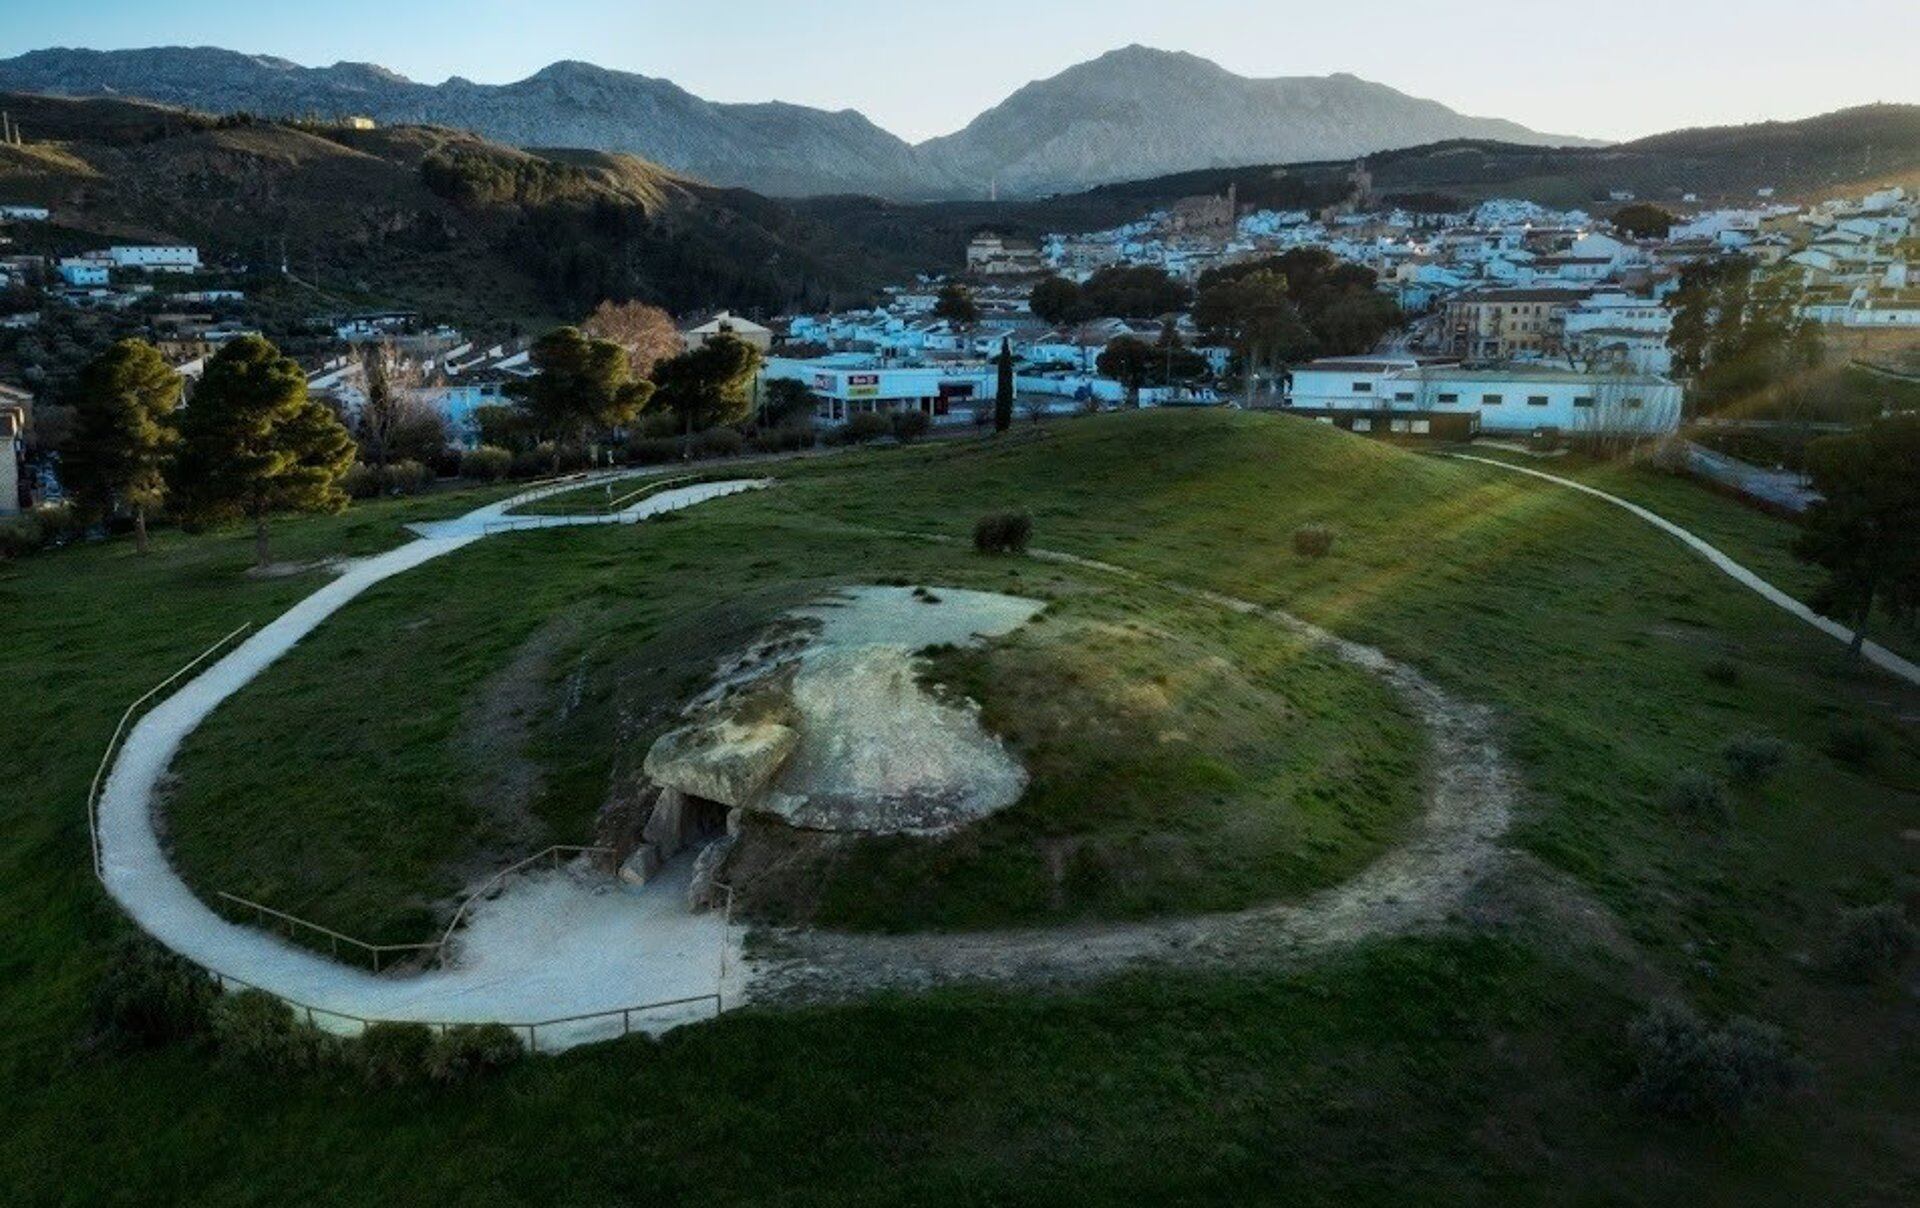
left=96, top=480, right=765, bottom=1050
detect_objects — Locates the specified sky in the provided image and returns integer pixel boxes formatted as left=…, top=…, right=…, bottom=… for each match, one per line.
left=5, top=0, right=1914, bottom=143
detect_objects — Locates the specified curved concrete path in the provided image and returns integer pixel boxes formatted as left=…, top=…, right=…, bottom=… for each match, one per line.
left=97, top=477, right=766, bottom=1050
left=1446, top=453, right=1920, bottom=688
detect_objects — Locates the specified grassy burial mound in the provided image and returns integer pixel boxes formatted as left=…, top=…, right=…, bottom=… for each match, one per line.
left=11, top=409, right=1916, bottom=1201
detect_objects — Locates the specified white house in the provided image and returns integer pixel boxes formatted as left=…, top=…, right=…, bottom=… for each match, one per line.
left=0, top=205, right=50, bottom=222
left=762, top=356, right=992, bottom=425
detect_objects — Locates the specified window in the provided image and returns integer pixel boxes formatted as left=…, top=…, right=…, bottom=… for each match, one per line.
left=1352, top=418, right=1372, bottom=432
left=1626, top=397, right=1645, bottom=409
left=1573, top=396, right=1595, bottom=408
left=1394, top=391, right=1414, bottom=402
left=1351, top=381, right=1372, bottom=393
left=1391, top=418, right=1412, bottom=433
left=1528, top=395, right=1549, bottom=406
left=1411, top=419, right=1432, bottom=435
left=1437, top=392, right=1459, bottom=404
left=1482, top=393, right=1503, bottom=405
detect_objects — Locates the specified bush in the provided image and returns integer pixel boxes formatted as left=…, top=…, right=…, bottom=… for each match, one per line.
left=1702, top=657, right=1743, bottom=687
left=1721, top=732, right=1787, bottom=785
left=749, top=424, right=813, bottom=455
left=1827, top=902, right=1917, bottom=983
left=1627, top=1001, right=1801, bottom=1120
left=623, top=437, right=682, bottom=465
left=1824, top=720, right=1882, bottom=768
left=831, top=412, right=893, bottom=445
left=382, top=459, right=434, bottom=496
left=890, top=409, right=931, bottom=442
left=357, top=1020, right=437, bottom=1087
left=974, top=511, right=1033, bottom=555
left=1662, top=768, right=1727, bottom=819
left=0, top=506, right=87, bottom=559
left=459, top=445, right=513, bottom=481
left=1293, top=525, right=1335, bottom=558
left=427, top=1023, right=525, bottom=1083
left=88, top=935, right=217, bottom=1051
left=693, top=427, right=745, bottom=458
left=211, top=989, right=335, bottom=1072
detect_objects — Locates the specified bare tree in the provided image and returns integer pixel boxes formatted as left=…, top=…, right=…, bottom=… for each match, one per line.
left=347, top=339, right=426, bottom=470
left=581, top=300, right=682, bottom=380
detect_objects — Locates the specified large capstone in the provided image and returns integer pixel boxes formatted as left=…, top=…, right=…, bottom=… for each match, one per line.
left=642, top=716, right=799, bottom=809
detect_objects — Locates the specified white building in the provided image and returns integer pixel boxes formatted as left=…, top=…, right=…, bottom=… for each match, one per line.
left=762, top=356, right=992, bottom=425
left=105, top=245, right=201, bottom=273
left=58, top=259, right=109, bottom=287
left=1286, top=357, right=1682, bottom=436
left=0, top=205, right=49, bottom=222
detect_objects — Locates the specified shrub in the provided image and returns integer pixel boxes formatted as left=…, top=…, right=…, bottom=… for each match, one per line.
left=623, top=437, right=682, bottom=465
left=693, top=427, right=745, bottom=458
left=88, top=935, right=217, bottom=1051
left=890, top=409, right=931, bottom=442
left=749, top=424, right=813, bottom=455
left=1662, top=768, right=1727, bottom=819
left=1702, top=657, right=1743, bottom=687
left=1827, top=902, right=1917, bottom=983
left=1293, top=525, right=1335, bottom=558
left=973, top=511, right=1033, bottom=555
left=1721, top=733, right=1787, bottom=785
left=341, top=462, right=380, bottom=499
left=382, top=459, right=434, bottom=496
left=357, top=1020, right=437, bottom=1087
left=427, top=1023, right=525, bottom=1083
left=1626, top=1001, right=1801, bottom=1120
left=211, top=989, right=335, bottom=1072
left=459, top=445, right=513, bottom=481
left=841, top=412, right=894, bottom=445
left=1824, top=720, right=1882, bottom=768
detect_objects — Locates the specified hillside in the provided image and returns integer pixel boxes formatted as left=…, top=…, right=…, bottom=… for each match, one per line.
left=799, top=104, right=1920, bottom=273
left=0, top=93, right=911, bottom=331
left=0, top=45, right=1584, bottom=198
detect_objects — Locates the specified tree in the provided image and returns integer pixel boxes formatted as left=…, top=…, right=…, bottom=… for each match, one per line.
left=63, top=338, right=181, bottom=553
left=169, top=335, right=356, bottom=567
left=934, top=283, right=980, bottom=326
left=1612, top=202, right=1677, bottom=240
left=760, top=377, right=818, bottom=429
left=1079, top=265, right=1191, bottom=319
left=1794, top=416, right=1920, bottom=658
left=1096, top=336, right=1155, bottom=408
left=505, top=327, right=655, bottom=460
left=580, top=300, right=682, bottom=379
left=993, top=338, right=1014, bottom=433
left=346, top=339, right=425, bottom=471
left=1028, top=275, right=1082, bottom=325
left=1668, top=259, right=1822, bottom=418
left=649, top=334, right=761, bottom=452
left=1194, top=270, right=1315, bottom=405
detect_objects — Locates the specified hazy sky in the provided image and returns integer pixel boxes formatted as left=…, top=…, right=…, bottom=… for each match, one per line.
left=7, top=1, right=1914, bottom=143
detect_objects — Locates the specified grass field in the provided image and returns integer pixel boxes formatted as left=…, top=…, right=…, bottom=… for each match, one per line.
left=3, top=411, right=1914, bottom=1204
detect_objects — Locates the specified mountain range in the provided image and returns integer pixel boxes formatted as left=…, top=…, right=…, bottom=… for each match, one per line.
left=0, top=44, right=1592, bottom=198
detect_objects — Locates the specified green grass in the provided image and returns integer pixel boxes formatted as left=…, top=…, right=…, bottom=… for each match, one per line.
left=2, top=410, right=1915, bottom=1203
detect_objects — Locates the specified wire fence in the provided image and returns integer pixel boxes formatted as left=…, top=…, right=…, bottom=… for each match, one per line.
left=87, top=623, right=738, bottom=1050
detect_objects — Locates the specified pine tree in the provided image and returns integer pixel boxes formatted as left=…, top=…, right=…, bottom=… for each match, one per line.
left=170, top=335, right=357, bottom=567
left=64, top=339, right=181, bottom=554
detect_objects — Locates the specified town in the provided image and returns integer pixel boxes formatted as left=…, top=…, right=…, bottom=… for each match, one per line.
left=3, top=175, right=1914, bottom=522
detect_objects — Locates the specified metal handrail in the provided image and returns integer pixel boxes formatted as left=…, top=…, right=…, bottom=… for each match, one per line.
left=215, top=891, right=440, bottom=973
left=88, top=621, right=256, bottom=880
left=200, top=961, right=723, bottom=1053
left=435, top=845, right=613, bottom=959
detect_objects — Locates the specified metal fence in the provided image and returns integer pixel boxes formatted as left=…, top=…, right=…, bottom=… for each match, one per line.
left=88, top=623, right=737, bottom=1051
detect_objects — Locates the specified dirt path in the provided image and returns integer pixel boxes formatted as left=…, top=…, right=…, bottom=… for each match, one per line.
left=1446, top=454, right=1920, bottom=688
left=748, top=548, right=1519, bottom=1005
